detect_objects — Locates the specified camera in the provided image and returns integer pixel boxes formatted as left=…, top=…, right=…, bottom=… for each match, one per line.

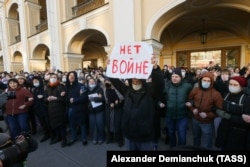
left=0, top=132, right=38, bottom=166
left=6, top=91, right=16, bottom=100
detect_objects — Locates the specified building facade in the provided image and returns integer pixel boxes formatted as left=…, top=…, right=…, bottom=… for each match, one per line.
left=0, top=0, right=249, bottom=72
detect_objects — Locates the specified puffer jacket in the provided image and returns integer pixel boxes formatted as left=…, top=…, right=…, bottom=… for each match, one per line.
left=187, top=72, right=223, bottom=123
left=165, top=81, right=192, bottom=119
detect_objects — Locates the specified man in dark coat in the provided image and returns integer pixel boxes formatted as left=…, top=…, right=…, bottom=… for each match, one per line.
left=109, top=61, right=164, bottom=150
left=66, top=71, right=89, bottom=146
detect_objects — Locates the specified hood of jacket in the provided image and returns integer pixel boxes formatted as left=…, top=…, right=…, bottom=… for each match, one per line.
left=199, top=72, right=214, bottom=89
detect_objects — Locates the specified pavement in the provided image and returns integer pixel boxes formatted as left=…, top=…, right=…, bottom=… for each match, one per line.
left=25, top=118, right=207, bottom=167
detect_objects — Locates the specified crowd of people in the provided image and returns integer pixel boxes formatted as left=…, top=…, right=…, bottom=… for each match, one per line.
left=0, top=61, right=250, bottom=151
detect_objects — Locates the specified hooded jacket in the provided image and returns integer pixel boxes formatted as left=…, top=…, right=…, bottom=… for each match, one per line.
left=65, top=71, right=89, bottom=124
left=187, top=72, right=223, bottom=123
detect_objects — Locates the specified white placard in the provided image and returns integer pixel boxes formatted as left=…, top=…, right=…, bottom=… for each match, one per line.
left=106, top=42, right=153, bottom=79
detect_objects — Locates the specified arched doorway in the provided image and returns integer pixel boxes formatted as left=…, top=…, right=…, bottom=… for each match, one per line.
left=149, top=0, right=250, bottom=69
left=30, top=44, right=50, bottom=71
left=12, top=51, right=23, bottom=72
left=7, top=3, right=21, bottom=45
left=67, top=29, right=108, bottom=71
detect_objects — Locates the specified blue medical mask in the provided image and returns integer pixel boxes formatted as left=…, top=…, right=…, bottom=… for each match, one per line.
left=201, top=81, right=210, bottom=89
left=229, top=86, right=241, bottom=94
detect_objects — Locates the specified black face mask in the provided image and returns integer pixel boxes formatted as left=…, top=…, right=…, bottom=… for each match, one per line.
left=105, top=83, right=111, bottom=88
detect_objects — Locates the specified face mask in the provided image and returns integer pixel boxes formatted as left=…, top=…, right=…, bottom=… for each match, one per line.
left=44, top=75, right=50, bottom=80
left=33, top=83, right=39, bottom=87
left=229, top=86, right=241, bottom=94
left=181, top=72, right=186, bottom=78
left=169, top=70, right=172, bottom=73
left=50, top=78, right=57, bottom=83
left=89, top=84, right=96, bottom=89
left=132, top=84, right=142, bottom=91
left=221, top=75, right=229, bottom=81
left=201, top=81, right=210, bottom=89
left=3, top=81, right=7, bottom=85
left=105, top=83, right=111, bottom=88
left=62, top=78, right=66, bottom=82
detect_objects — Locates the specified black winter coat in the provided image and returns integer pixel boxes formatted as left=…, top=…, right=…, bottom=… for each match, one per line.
left=215, top=92, right=250, bottom=150
left=45, top=83, right=66, bottom=129
left=66, top=82, right=89, bottom=125
left=110, top=66, right=164, bottom=142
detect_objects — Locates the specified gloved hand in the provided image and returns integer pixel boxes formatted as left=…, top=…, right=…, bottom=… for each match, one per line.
left=216, top=109, right=231, bottom=120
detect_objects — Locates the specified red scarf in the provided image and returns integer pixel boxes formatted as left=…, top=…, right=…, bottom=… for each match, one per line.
left=48, top=81, right=60, bottom=87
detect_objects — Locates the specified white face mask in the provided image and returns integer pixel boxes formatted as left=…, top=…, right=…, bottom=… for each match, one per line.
left=201, top=81, right=210, bottom=89
left=169, top=70, right=172, bottom=73
left=62, top=78, right=66, bottom=82
left=229, top=86, right=241, bottom=94
left=50, top=78, right=57, bottom=83
left=221, top=75, right=229, bottom=81
left=181, top=71, right=186, bottom=77
left=33, top=83, right=40, bottom=87
left=89, top=84, right=96, bottom=89
left=132, top=84, right=142, bottom=91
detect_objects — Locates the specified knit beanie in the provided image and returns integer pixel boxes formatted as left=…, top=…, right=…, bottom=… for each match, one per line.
left=172, top=68, right=182, bottom=78
left=230, top=76, right=247, bottom=87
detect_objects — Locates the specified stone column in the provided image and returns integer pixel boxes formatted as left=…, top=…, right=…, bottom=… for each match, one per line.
left=112, top=0, right=135, bottom=43
left=46, top=0, right=63, bottom=70
left=64, top=53, right=84, bottom=71
left=143, top=39, right=163, bottom=66
left=0, top=2, right=11, bottom=71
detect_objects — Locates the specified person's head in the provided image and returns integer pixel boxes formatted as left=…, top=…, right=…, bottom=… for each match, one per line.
left=49, top=74, right=59, bottom=84
left=220, top=69, right=230, bottom=81
left=32, top=77, right=40, bottom=87
left=199, top=72, right=214, bottom=89
left=61, top=75, right=67, bottom=83
left=88, top=78, right=97, bottom=90
left=16, top=75, right=26, bottom=85
left=68, top=72, right=76, bottom=83
left=8, top=78, right=19, bottom=89
left=228, top=76, right=246, bottom=94
left=163, top=65, right=168, bottom=70
left=181, top=68, right=186, bottom=78
left=201, top=77, right=211, bottom=89
left=234, top=67, right=240, bottom=73
left=44, top=73, right=50, bottom=81
left=104, top=78, right=112, bottom=88
left=195, top=68, right=201, bottom=76
left=131, top=78, right=143, bottom=91
left=171, top=68, right=182, bottom=84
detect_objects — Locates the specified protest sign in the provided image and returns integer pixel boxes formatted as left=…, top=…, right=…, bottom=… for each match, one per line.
left=106, top=42, right=153, bottom=79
